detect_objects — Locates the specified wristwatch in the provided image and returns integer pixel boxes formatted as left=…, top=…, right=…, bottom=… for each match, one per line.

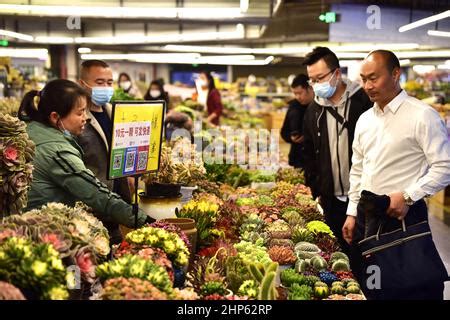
left=402, top=191, right=415, bottom=206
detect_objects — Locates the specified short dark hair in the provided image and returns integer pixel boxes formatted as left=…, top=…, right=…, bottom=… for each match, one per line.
left=291, top=74, right=310, bottom=89
left=118, top=72, right=131, bottom=83
left=80, top=59, right=110, bottom=80
left=303, top=46, right=340, bottom=70
left=367, top=50, right=400, bottom=73
left=19, top=79, right=89, bottom=124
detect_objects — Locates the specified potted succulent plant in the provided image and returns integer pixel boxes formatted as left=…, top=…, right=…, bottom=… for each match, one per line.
left=170, top=137, right=206, bottom=204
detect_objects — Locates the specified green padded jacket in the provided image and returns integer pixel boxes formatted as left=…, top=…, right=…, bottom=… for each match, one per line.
left=25, top=121, right=147, bottom=228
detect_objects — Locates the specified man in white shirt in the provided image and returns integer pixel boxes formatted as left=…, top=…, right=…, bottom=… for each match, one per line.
left=343, top=50, right=449, bottom=299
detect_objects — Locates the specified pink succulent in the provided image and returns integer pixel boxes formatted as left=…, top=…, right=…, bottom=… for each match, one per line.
left=76, top=250, right=95, bottom=275
left=4, top=146, right=18, bottom=162
left=41, top=233, right=64, bottom=251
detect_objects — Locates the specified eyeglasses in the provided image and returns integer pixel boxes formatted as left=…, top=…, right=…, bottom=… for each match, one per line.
left=308, top=69, right=336, bottom=86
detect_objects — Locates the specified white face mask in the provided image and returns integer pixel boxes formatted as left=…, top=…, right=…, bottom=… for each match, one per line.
left=120, top=81, right=132, bottom=91
left=150, top=90, right=161, bottom=98
left=197, top=79, right=207, bottom=87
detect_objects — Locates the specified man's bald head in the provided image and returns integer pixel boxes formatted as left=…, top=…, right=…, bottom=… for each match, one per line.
left=366, top=50, right=400, bottom=74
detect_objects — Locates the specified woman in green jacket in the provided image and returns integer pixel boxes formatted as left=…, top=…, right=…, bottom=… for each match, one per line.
left=19, top=79, right=152, bottom=231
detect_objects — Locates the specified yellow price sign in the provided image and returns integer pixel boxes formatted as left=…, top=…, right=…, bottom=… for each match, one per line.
left=108, top=101, right=165, bottom=179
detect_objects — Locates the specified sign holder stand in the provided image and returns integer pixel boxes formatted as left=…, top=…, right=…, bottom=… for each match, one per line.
left=107, top=100, right=166, bottom=229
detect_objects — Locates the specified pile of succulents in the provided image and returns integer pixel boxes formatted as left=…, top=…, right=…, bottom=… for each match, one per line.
left=0, top=120, right=364, bottom=299
left=0, top=113, right=35, bottom=216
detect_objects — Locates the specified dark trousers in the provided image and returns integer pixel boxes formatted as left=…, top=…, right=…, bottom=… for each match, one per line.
left=319, top=196, right=365, bottom=284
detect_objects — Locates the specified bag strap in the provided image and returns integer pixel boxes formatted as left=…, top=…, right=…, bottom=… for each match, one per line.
left=325, top=92, right=350, bottom=135
left=375, top=219, right=406, bottom=240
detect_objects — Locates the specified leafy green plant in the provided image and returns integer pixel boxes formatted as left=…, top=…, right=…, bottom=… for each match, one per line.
left=101, top=277, right=169, bottom=300
left=0, top=237, right=69, bottom=300
left=178, top=199, right=221, bottom=248
left=238, top=280, right=258, bottom=298
left=249, top=171, right=276, bottom=183
left=125, top=227, right=189, bottom=267
left=306, top=221, right=334, bottom=237
left=96, top=255, right=173, bottom=294
left=200, top=281, right=227, bottom=297
left=288, top=283, right=313, bottom=300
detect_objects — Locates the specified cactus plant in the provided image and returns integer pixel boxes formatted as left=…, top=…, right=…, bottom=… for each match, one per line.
left=331, top=285, right=346, bottom=295
left=295, top=259, right=310, bottom=273
left=258, top=271, right=277, bottom=300
left=331, top=259, right=350, bottom=272
left=296, top=250, right=319, bottom=260
left=246, top=261, right=278, bottom=300
left=314, top=284, right=329, bottom=299
left=329, top=252, right=349, bottom=264
left=346, top=285, right=361, bottom=294
left=310, top=255, right=328, bottom=271
left=294, top=242, right=320, bottom=253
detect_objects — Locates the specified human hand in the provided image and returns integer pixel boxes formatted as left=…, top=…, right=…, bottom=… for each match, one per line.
left=342, top=215, right=356, bottom=244
left=387, top=192, right=409, bottom=220
left=291, top=135, right=304, bottom=144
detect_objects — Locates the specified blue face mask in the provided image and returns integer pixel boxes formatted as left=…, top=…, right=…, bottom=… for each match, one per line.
left=91, top=86, right=114, bottom=106
left=59, top=119, right=72, bottom=138
left=312, top=71, right=337, bottom=99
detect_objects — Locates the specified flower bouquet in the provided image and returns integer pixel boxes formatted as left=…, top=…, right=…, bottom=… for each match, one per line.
left=0, top=237, right=69, bottom=300
left=1, top=202, right=110, bottom=285
left=125, top=226, right=189, bottom=268
left=114, top=243, right=174, bottom=282
left=96, top=254, right=173, bottom=294
left=178, top=199, right=221, bottom=248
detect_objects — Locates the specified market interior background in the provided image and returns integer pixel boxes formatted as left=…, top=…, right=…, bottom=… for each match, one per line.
left=0, top=0, right=449, bottom=300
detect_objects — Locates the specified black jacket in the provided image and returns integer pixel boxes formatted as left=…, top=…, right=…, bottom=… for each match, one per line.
left=303, top=88, right=372, bottom=199
left=280, top=99, right=308, bottom=168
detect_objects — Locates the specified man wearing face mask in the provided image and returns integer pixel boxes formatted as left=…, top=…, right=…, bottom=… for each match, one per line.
left=302, top=47, right=372, bottom=264
left=78, top=59, right=134, bottom=244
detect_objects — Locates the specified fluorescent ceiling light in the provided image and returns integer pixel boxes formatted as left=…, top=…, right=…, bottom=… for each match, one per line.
left=80, top=53, right=273, bottom=66
left=35, top=36, right=74, bottom=44
left=330, top=43, right=419, bottom=52
left=164, top=45, right=254, bottom=54
left=395, top=50, right=450, bottom=58
left=0, top=48, right=48, bottom=60
left=163, top=43, right=420, bottom=55
left=427, top=30, right=450, bottom=38
left=0, top=29, right=33, bottom=41
left=77, top=47, right=91, bottom=54
left=399, top=59, right=411, bottom=66
left=0, top=4, right=246, bottom=19
left=399, top=10, right=450, bottom=32
left=437, top=64, right=450, bottom=70
left=240, top=0, right=249, bottom=13
left=74, top=29, right=244, bottom=45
